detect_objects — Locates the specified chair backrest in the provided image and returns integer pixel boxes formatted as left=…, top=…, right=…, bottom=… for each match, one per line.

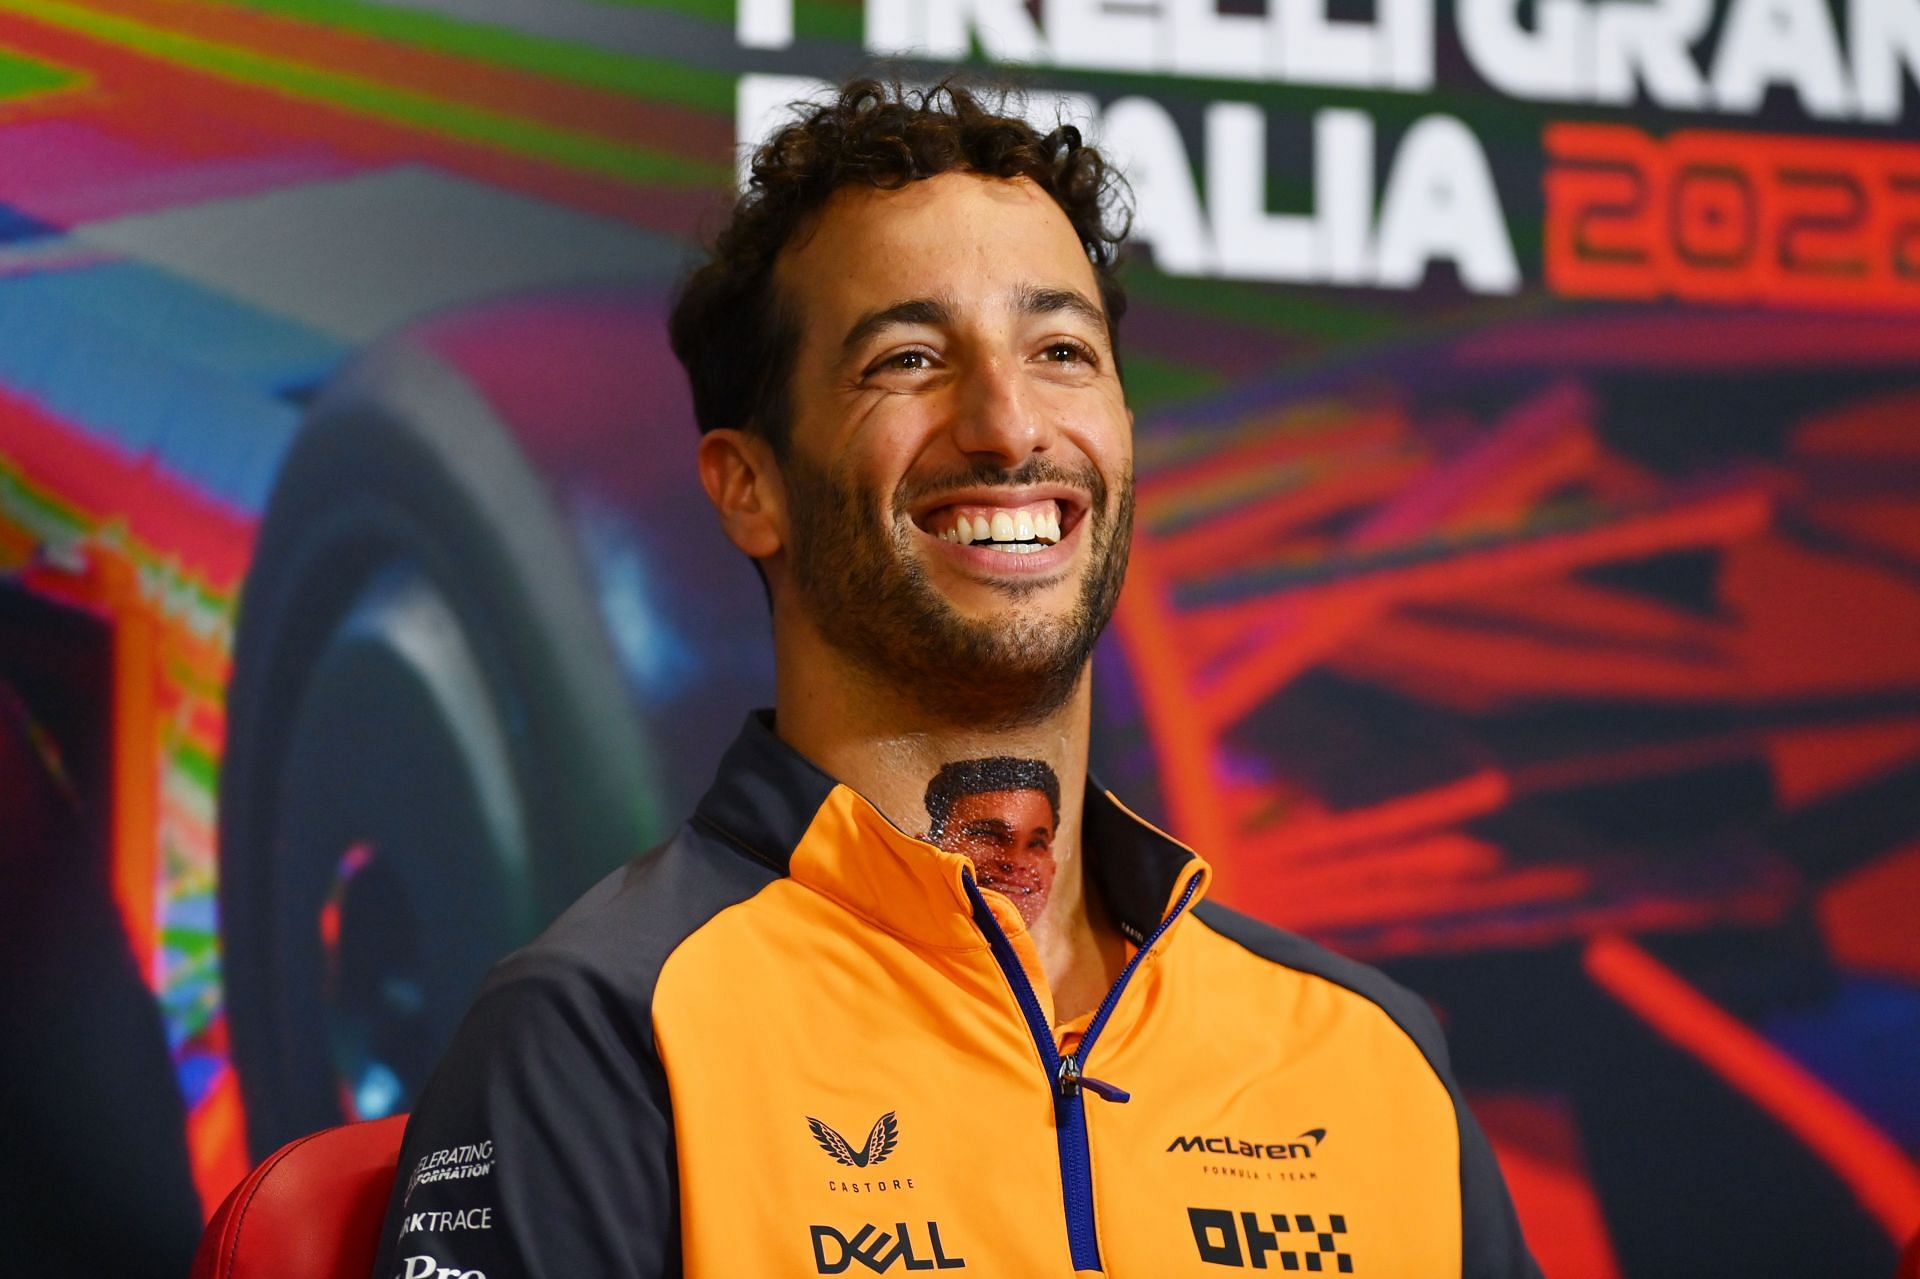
left=193, top=1115, right=408, bottom=1279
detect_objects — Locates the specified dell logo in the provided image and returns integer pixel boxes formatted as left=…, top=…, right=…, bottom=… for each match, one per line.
left=810, top=1221, right=967, bottom=1273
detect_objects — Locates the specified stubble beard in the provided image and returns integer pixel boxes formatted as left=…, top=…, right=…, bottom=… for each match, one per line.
left=784, top=452, right=1133, bottom=732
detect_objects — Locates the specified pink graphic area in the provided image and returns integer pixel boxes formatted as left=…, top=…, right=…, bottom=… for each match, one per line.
left=0, top=117, right=358, bottom=228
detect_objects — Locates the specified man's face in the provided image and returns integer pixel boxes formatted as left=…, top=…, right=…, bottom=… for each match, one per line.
left=769, top=171, right=1134, bottom=726
left=937, top=788, right=1057, bottom=924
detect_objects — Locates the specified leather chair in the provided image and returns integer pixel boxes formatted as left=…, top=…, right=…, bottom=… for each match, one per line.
left=193, top=1115, right=408, bottom=1279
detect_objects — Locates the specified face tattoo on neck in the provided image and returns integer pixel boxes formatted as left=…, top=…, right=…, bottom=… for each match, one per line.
left=923, top=757, right=1061, bottom=926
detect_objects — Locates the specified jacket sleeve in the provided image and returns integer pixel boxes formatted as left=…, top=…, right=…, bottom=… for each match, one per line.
left=1454, top=1082, right=1544, bottom=1279
left=1392, top=989, right=1540, bottom=1279
left=369, top=957, right=677, bottom=1278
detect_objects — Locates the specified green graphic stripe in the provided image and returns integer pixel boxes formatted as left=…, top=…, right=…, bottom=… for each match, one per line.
left=1123, top=351, right=1225, bottom=415
left=0, top=44, right=82, bottom=99
left=219, top=0, right=737, bottom=113
left=171, top=738, right=219, bottom=793
left=1128, top=267, right=1399, bottom=343
left=11, top=0, right=729, bottom=187
left=160, top=925, right=218, bottom=958
left=0, top=462, right=90, bottom=545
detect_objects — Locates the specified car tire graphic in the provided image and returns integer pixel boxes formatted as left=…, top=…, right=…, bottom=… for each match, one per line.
left=219, top=340, right=655, bottom=1158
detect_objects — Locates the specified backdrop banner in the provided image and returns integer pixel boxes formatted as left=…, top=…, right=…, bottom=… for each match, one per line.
left=1, top=0, right=1917, bottom=1274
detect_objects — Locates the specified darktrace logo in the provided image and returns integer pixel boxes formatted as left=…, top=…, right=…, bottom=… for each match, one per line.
left=809, top=1111, right=900, bottom=1168
left=809, top=1221, right=966, bottom=1273
left=401, top=1207, right=493, bottom=1234
left=1189, top=1208, right=1353, bottom=1272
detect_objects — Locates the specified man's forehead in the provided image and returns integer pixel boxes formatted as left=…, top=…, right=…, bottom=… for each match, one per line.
left=954, top=788, right=1055, bottom=815
left=774, top=171, right=1100, bottom=324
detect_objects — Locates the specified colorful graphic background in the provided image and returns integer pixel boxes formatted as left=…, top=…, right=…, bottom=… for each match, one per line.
left=1, top=0, right=1917, bottom=1275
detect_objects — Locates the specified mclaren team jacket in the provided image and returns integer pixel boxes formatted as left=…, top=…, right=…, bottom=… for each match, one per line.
left=372, top=712, right=1541, bottom=1278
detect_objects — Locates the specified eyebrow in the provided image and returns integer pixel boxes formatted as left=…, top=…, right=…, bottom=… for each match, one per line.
left=839, top=295, right=955, bottom=357
left=838, top=284, right=1108, bottom=358
left=1014, top=283, right=1107, bottom=334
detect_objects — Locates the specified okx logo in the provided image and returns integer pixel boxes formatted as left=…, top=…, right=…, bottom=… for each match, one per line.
left=808, top=1111, right=900, bottom=1168
left=1189, top=1208, right=1353, bottom=1272
left=810, top=1221, right=966, bottom=1273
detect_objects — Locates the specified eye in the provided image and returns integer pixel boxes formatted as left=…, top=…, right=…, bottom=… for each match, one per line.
left=1039, top=339, right=1096, bottom=367
left=865, top=348, right=937, bottom=377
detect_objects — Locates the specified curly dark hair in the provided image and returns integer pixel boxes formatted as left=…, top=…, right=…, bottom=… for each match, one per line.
left=923, top=756, right=1062, bottom=840
left=668, top=77, right=1130, bottom=453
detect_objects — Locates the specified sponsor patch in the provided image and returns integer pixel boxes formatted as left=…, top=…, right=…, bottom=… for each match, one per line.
left=398, top=1256, right=486, bottom=1279
left=1189, top=1208, right=1353, bottom=1272
left=809, top=1221, right=967, bottom=1273
left=404, top=1141, right=494, bottom=1206
left=808, top=1112, right=900, bottom=1169
left=402, top=1207, right=493, bottom=1234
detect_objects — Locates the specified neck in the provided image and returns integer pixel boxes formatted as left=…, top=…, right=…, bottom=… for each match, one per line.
left=772, top=612, right=1126, bottom=1025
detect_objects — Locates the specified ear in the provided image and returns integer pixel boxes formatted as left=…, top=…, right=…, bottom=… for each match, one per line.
left=697, top=428, right=786, bottom=560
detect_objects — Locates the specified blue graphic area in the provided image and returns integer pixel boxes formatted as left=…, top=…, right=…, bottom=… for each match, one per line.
left=1765, top=977, right=1920, bottom=1153
left=0, top=202, right=57, bottom=244
left=0, top=259, right=347, bottom=512
left=173, top=1050, right=226, bottom=1112
left=159, top=888, right=220, bottom=1049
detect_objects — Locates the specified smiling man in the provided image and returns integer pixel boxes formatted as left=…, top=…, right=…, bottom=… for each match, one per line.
left=373, top=80, right=1540, bottom=1278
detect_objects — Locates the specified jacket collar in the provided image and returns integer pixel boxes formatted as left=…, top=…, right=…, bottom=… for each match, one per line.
left=692, top=711, right=1210, bottom=950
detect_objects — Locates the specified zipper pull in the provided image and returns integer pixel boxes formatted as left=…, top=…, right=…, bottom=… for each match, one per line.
left=1056, top=1054, right=1131, bottom=1104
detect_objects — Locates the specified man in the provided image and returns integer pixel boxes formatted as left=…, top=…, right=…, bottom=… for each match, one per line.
left=922, top=756, right=1062, bottom=925
left=374, top=78, right=1540, bottom=1277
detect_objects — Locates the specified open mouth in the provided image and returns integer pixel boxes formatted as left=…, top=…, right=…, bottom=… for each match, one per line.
left=911, top=495, right=1083, bottom=556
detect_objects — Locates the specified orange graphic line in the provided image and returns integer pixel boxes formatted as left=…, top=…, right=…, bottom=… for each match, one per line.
left=45, top=0, right=728, bottom=164
left=1584, top=933, right=1920, bottom=1245
left=1145, top=455, right=1423, bottom=584
left=1193, top=484, right=1773, bottom=727
left=1136, top=406, right=1407, bottom=507
left=0, top=10, right=715, bottom=232
left=1112, top=556, right=1234, bottom=874
left=187, top=1062, right=253, bottom=1220
left=1244, top=770, right=1511, bottom=864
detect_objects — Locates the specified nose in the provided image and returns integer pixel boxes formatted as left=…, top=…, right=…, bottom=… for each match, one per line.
left=948, top=354, right=1054, bottom=469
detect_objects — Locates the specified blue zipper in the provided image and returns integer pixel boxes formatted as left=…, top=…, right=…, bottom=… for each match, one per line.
left=963, top=871, right=1201, bottom=1274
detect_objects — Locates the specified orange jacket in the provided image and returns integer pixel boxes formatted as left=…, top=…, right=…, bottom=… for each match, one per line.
left=374, top=713, right=1540, bottom=1277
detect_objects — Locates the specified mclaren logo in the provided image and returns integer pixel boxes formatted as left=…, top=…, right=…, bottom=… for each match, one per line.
left=809, top=1112, right=901, bottom=1168
left=1169, top=1128, right=1326, bottom=1160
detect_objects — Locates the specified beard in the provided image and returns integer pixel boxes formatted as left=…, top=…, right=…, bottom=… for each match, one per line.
left=783, top=450, right=1133, bottom=731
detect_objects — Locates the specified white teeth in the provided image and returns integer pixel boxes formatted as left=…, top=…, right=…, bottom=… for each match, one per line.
left=935, top=507, right=1066, bottom=546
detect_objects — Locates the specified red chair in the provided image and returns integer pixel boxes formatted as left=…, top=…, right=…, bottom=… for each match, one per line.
left=193, top=1115, right=408, bottom=1279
